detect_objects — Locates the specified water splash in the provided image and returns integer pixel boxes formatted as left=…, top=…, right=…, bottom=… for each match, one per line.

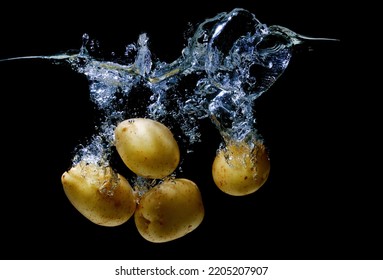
left=0, top=8, right=337, bottom=169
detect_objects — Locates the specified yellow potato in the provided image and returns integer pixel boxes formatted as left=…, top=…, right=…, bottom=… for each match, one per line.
left=212, top=140, right=270, bottom=196
left=134, top=178, right=204, bottom=243
left=61, top=161, right=137, bottom=226
left=114, top=118, right=180, bottom=179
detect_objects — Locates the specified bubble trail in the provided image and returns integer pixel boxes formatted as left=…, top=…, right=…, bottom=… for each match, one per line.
left=0, top=8, right=338, bottom=169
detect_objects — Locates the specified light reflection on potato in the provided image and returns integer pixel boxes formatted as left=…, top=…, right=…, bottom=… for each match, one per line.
left=134, top=178, right=204, bottom=243
left=61, top=161, right=136, bottom=226
left=212, top=140, right=270, bottom=196
left=114, top=118, right=180, bottom=179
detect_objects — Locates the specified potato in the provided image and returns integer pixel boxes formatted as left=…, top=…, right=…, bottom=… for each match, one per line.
left=212, top=140, right=270, bottom=196
left=61, top=161, right=137, bottom=226
left=114, top=118, right=180, bottom=179
left=134, top=178, right=204, bottom=243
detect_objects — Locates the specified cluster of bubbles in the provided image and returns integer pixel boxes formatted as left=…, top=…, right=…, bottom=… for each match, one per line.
left=2, top=8, right=333, bottom=169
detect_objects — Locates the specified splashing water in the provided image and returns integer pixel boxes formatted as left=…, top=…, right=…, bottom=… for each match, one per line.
left=0, top=8, right=337, bottom=170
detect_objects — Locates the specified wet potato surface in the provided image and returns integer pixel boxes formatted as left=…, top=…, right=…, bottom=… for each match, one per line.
left=61, top=161, right=136, bottom=227
left=134, top=178, right=205, bottom=243
left=212, top=140, right=270, bottom=196
left=114, top=118, right=180, bottom=179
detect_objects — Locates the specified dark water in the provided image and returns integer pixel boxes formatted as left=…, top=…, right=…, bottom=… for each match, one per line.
left=0, top=1, right=374, bottom=261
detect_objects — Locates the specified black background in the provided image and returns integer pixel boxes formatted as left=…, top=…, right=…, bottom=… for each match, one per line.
left=0, top=1, right=376, bottom=260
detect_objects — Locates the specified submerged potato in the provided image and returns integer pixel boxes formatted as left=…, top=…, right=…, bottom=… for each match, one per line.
left=212, top=140, right=270, bottom=196
left=114, top=118, right=180, bottom=179
left=135, top=178, right=204, bottom=243
left=61, top=161, right=137, bottom=226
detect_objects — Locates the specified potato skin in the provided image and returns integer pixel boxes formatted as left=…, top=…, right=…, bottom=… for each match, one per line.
left=114, top=118, right=180, bottom=179
left=212, top=141, right=270, bottom=196
left=134, top=178, right=204, bottom=243
left=61, top=161, right=137, bottom=227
